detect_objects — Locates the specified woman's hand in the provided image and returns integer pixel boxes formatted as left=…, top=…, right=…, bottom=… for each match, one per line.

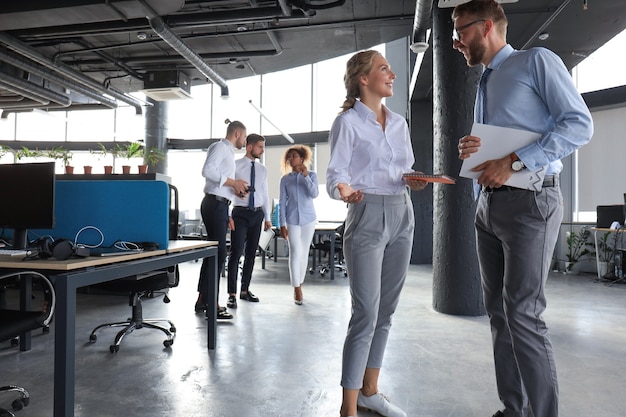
left=338, top=183, right=363, bottom=204
left=279, top=226, right=288, bottom=240
left=405, top=174, right=428, bottom=191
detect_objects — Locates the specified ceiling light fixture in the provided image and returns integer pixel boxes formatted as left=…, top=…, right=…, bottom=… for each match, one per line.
left=538, top=32, right=550, bottom=41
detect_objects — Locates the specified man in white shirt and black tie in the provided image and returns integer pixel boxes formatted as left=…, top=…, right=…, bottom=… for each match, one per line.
left=226, top=134, right=273, bottom=309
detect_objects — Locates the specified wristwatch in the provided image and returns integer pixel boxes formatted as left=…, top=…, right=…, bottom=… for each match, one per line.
left=510, top=152, right=525, bottom=172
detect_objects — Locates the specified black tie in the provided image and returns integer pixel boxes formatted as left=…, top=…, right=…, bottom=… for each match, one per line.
left=248, top=161, right=255, bottom=209
left=477, top=68, right=492, bottom=123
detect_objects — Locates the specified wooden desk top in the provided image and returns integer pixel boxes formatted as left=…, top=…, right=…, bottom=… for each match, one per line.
left=315, top=222, right=343, bottom=231
left=0, top=240, right=217, bottom=271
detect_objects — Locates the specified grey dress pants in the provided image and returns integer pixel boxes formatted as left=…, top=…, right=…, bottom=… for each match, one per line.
left=476, top=186, right=562, bottom=417
left=341, top=192, right=415, bottom=389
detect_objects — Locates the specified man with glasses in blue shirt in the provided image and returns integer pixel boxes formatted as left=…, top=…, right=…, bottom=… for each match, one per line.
left=454, top=1, right=593, bottom=417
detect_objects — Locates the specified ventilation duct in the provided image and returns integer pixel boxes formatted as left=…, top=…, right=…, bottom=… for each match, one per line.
left=140, top=0, right=229, bottom=98
left=0, top=32, right=146, bottom=114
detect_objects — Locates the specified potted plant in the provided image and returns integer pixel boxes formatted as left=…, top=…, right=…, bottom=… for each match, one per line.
left=141, top=147, right=165, bottom=173
left=15, top=146, right=43, bottom=162
left=91, top=143, right=113, bottom=174
left=595, top=230, right=617, bottom=278
left=113, top=142, right=143, bottom=174
left=46, top=147, right=73, bottom=174
left=565, top=226, right=594, bottom=273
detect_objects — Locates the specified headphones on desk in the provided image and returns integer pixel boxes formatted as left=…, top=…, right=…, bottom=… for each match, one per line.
left=34, top=237, right=90, bottom=260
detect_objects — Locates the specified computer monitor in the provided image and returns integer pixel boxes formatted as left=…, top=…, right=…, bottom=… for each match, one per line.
left=0, top=162, right=56, bottom=249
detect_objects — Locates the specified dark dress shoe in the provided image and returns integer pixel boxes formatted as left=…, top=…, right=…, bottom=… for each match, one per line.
left=217, top=309, right=233, bottom=320
left=240, top=291, right=259, bottom=302
left=197, top=304, right=227, bottom=313
left=227, top=295, right=237, bottom=309
left=491, top=411, right=504, bottom=417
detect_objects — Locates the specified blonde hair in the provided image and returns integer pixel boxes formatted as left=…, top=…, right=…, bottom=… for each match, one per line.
left=281, top=145, right=313, bottom=174
left=340, top=50, right=383, bottom=113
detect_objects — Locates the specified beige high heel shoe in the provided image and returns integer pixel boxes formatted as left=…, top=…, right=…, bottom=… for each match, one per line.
left=294, top=286, right=303, bottom=305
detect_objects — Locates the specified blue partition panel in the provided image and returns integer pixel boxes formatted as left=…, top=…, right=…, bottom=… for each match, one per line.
left=33, top=180, right=170, bottom=249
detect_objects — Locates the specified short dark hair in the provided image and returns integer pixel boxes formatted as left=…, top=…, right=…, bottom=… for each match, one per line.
left=246, top=133, right=265, bottom=145
left=452, top=0, right=507, bottom=30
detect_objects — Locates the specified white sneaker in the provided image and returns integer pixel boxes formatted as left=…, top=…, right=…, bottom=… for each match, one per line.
left=357, top=391, right=407, bottom=417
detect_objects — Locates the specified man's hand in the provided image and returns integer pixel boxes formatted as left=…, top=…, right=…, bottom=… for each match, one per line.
left=226, top=178, right=249, bottom=196
left=263, top=220, right=273, bottom=231
left=473, top=155, right=514, bottom=189
left=458, top=135, right=481, bottom=160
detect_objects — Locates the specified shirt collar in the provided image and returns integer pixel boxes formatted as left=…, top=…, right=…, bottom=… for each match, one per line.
left=353, top=100, right=394, bottom=122
left=486, top=44, right=514, bottom=71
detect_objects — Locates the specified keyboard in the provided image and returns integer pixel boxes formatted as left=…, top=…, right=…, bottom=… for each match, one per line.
left=0, top=248, right=31, bottom=257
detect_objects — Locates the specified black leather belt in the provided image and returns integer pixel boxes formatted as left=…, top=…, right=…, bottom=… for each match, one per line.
left=207, top=193, right=231, bottom=205
left=233, top=206, right=263, bottom=212
left=484, top=175, right=559, bottom=193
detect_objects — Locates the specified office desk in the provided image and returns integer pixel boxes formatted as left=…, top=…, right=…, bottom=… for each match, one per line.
left=0, top=240, right=217, bottom=417
left=310, top=222, right=344, bottom=280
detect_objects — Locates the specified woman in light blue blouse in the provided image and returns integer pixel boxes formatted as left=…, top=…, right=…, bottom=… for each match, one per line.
left=278, top=145, right=319, bottom=305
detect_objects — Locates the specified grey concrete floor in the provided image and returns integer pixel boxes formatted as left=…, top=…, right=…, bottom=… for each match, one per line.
left=2, top=257, right=626, bottom=417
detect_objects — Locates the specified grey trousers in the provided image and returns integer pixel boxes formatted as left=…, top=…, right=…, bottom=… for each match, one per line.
left=341, top=192, right=415, bottom=389
left=475, top=186, right=562, bottom=417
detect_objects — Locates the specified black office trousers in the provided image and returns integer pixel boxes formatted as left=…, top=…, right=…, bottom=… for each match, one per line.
left=227, top=207, right=264, bottom=294
left=198, top=194, right=230, bottom=301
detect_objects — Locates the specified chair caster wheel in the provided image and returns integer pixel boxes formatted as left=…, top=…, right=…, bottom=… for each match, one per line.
left=170, top=326, right=176, bottom=332
left=163, top=339, right=173, bottom=348
left=89, top=334, right=97, bottom=343
left=109, top=345, right=119, bottom=353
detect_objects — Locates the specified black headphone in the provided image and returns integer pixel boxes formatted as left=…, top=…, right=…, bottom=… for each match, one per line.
left=34, top=237, right=90, bottom=260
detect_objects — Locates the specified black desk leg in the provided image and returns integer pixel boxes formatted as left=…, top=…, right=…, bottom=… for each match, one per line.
left=19, top=274, right=33, bottom=351
left=53, top=275, right=76, bottom=417
left=205, top=254, right=217, bottom=350
left=329, top=237, right=335, bottom=280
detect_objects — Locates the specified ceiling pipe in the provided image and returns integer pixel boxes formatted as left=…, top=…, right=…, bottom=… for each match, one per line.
left=0, top=81, right=49, bottom=105
left=411, top=0, right=432, bottom=54
left=0, top=48, right=118, bottom=109
left=139, top=0, right=230, bottom=98
left=0, top=32, right=146, bottom=114
left=0, top=73, right=71, bottom=107
left=0, top=98, right=51, bottom=109
left=278, top=0, right=293, bottom=16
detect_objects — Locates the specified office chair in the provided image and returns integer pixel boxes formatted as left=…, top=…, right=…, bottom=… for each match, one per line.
left=310, top=222, right=348, bottom=278
left=0, top=271, right=55, bottom=417
left=88, top=266, right=178, bottom=353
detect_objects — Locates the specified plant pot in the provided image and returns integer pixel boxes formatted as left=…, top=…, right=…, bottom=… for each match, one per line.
left=83, top=165, right=92, bottom=174
left=137, top=164, right=148, bottom=174
left=564, top=261, right=580, bottom=274
left=65, top=165, right=74, bottom=174
left=121, top=165, right=131, bottom=174
left=598, top=261, right=610, bottom=278
left=104, top=165, right=113, bottom=174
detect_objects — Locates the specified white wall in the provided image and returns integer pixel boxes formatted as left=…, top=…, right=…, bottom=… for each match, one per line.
left=578, top=106, right=626, bottom=212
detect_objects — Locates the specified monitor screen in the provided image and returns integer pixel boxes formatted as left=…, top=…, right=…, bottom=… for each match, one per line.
left=0, top=162, right=56, bottom=248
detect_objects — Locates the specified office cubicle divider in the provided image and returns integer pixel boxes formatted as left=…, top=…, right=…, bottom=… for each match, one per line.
left=33, top=180, right=170, bottom=250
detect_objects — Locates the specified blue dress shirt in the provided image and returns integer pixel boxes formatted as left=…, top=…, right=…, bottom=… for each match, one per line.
left=479, top=44, right=593, bottom=175
left=326, top=100, right=415, bottom=200
left=279, top=171, right=319, bottom=226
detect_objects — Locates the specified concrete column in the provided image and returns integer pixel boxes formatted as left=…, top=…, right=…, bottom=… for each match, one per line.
left=431, top=5, right=484, bottom=316
left=144, top=98, right=168, bottom=174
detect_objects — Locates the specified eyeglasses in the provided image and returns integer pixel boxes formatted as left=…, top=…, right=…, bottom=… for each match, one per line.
left=452, top=19, right=486, bottom=42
